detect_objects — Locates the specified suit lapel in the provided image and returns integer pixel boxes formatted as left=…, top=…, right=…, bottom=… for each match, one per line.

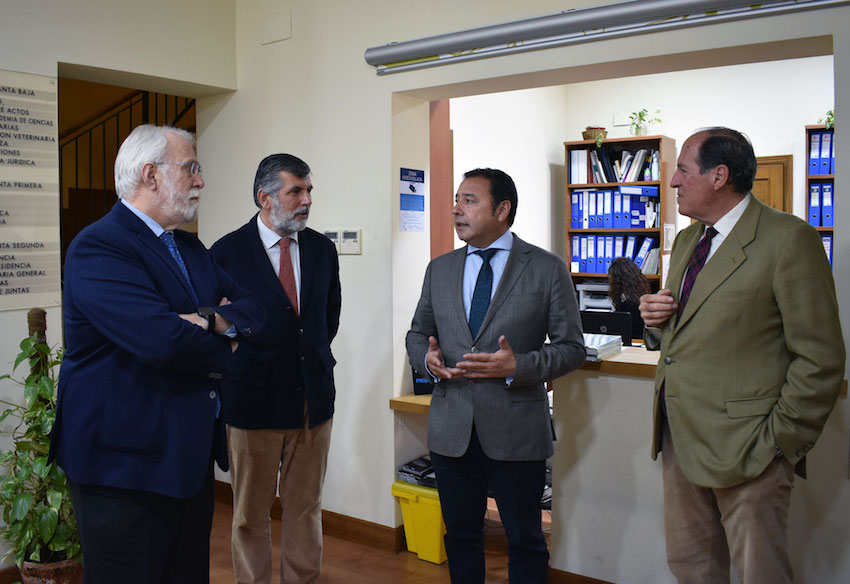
left=667, top=227, right=700, bottom=308
left=298, top=233, right=313, bottom=314
left=675, top=198, right=760, bottom=331
left=449, top=248, right=473, bottom=343
left=115, top=203, right=197, bottom=303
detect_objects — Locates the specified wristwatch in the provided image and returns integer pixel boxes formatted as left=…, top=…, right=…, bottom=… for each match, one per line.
left=197, top=306, right=216, bottom=333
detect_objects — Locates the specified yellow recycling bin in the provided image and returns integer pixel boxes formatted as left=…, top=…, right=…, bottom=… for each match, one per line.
left=392, top=480, right=447, bottom=564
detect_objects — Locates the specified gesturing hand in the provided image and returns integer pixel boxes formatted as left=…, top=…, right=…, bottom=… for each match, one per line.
left=456, top=335, right=517, bottom=379
left=426, top=336, right=466, bottom=380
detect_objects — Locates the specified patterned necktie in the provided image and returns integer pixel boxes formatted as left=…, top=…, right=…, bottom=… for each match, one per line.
left=279, top=238, right=299, bottom=317
left=468, top=249, right=498, bottom=337
left=676, top=226, right=718, bottom=320
left=160, top=231, right=199, bottom=306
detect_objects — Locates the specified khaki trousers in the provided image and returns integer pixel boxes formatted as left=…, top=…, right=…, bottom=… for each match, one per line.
left=662, top=422, right=794, bottom=584
left=227, top=415, right=332, bottom=584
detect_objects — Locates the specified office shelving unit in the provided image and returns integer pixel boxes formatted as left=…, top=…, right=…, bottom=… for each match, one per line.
left=805, top=124, right=835, bottom=267
left=564, top=134, right=676, bottom=286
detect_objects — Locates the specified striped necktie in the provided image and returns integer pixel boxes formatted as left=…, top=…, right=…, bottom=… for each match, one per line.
left=676, top=226, right=717, bottom=321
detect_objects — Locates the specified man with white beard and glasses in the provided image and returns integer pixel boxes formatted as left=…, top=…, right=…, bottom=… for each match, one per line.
left=52, top=124, right=264, bottom=584
left=211, top=154, right=341, bottom=584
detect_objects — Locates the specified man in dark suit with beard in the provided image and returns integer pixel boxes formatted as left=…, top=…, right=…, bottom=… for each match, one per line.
left=211, top=154, right=341, bottom=584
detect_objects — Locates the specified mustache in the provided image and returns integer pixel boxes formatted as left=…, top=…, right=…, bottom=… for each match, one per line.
left=293, top=206, right=309, bottom=217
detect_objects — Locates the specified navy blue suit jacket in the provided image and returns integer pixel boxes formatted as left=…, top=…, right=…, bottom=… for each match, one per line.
left=52, top=202, right=265, bottom=499
left=210, top=217, right=341, bottom=430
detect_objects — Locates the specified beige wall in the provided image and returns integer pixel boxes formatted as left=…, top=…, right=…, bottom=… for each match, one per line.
left=0, top=0, right=236, bottom=94
left=1, top=1, right=848, bottom=581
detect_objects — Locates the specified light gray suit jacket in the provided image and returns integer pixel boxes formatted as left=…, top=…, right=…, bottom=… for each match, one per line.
left=406, top=234, right=586, bottom=461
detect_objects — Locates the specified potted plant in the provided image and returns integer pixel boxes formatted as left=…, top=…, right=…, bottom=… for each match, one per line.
left=819, top=108, right=835, bottom=129
left=582, top=125, right=607, bottom=148
left=0, top=310, right=82, bottom=584
left=628, top=108, right=662, bottom=136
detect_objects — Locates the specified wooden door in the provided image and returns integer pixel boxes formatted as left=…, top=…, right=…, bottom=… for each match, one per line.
left=752, top=155, right=792, bottom=212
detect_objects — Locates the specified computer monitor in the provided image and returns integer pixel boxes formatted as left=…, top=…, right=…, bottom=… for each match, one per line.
left=580, top=310, right=633, bottom=346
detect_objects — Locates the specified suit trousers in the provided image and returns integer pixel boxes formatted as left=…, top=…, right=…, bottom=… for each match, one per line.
left=662, top=421, right=794, bottom=584
left=68, top=463, right=215, bottom=584
left=430, top=425, right=548, bottom=584
left=227, top=414, right=333, bottom=584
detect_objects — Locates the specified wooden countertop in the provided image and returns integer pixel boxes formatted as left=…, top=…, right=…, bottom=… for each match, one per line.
left=390, top=346, right=661, bottom=414
left=580, top=345, right=659, bottom=378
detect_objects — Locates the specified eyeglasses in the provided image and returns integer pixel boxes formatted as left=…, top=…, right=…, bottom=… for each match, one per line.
left=154, top=160, right=203, bottom=176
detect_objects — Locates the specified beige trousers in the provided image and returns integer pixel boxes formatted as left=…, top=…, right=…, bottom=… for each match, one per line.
left=227, top=415, right=332, bottom=584
left=662, top=422, right=794, bottom=584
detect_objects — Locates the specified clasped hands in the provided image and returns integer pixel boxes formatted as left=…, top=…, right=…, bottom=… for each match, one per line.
left=426, top=335, right=517, bottom=380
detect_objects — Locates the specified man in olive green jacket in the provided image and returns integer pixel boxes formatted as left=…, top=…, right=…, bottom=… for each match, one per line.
left=640, top=128, right=845, bottom=584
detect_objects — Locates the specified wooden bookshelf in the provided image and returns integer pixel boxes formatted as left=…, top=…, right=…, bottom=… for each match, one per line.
left=564, top=135, right=676, bottom=286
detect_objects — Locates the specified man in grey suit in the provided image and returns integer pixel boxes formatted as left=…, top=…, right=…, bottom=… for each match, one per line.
left=406, top=168, right=585, bottom=583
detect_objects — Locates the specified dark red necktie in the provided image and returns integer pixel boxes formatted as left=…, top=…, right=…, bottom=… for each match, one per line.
left=279, top=238, right=299, bottom=317
left=676, top=226, right=718, bottom=321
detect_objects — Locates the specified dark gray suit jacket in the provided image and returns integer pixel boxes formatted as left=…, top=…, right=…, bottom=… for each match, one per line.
left=406, top=234, right=585, bottom=461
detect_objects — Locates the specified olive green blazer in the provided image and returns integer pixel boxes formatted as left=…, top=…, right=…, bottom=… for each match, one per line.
left=649, top=196, right=845, bottom=488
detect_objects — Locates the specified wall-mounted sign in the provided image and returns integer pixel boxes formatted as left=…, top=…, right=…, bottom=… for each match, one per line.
left=0, top=69, right=60, bottom=311
left=400, top=167, right=425, bottom=232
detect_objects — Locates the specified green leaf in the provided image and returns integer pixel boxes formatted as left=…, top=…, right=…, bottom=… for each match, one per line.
left=31, top=457, right=49, bottom=479
left=11, top=493, right=32, bottom=521
left=23, top=378, right=38, bottom=408
left=46, top=489, right=63, bottom=511
left=49, top=523, right=69, bottom=551
left=38, top=507, right=58, bottom=542
left=15, top=440, right=49, bottom=455
left=0, top=408, right=15, bottom=423
left=37, top=375, right=55, bottom=400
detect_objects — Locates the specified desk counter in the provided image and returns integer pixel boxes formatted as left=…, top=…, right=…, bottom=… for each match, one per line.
left=389, top=346, right=660, bottom=414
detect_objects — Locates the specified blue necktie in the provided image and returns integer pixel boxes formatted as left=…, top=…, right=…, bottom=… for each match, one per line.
left=468, top=249, right=498, bottom=337
left=161, top=231, right=200, bottom=306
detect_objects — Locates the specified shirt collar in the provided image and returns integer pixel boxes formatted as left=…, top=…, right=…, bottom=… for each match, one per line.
left=121, top=199, right=165, bottom=237
left=256, top=213, right=299, bottom=250
left=466, top=229, right=513, bottom=255
left=708, top=193, right=751, bottom=238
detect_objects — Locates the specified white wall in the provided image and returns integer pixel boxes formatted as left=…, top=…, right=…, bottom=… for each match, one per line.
left=451, top=86, right=570, bottom=252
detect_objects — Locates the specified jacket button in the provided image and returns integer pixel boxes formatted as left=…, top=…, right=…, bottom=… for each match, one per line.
left=300, top=355, right=306, bottom=362
left=664, top=357, right=672, bottom=364
left=209, top=391, right=217, bottom=400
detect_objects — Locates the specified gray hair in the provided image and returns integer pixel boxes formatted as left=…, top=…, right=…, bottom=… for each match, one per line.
left=253, top=153, right=311, bottom=208
left=114, top=125, right=195, bottom=200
